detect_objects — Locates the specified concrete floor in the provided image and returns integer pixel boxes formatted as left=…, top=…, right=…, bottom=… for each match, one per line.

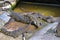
left=29, top=22, right=60, bottom=40
left=29, top=32, right=60, bottom=40
left=0, top=32, right=33, bottom=40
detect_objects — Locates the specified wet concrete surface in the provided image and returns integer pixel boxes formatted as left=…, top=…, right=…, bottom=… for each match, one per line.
left=29, top=32, right=60, bottom=40
left=29, top=22, right=60, bottom=40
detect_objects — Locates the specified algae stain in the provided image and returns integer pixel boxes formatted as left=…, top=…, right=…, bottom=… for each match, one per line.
left=14, top=4, right=60, bottom=17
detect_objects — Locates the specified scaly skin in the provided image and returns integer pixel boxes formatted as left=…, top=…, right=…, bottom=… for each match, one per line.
left=0, top=8, right=54, bottom=38
left=1, top=20, right=31, bottom=38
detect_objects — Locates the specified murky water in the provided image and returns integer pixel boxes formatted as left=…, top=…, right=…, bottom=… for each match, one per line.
left=14, top=3, right=60, bottom=17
